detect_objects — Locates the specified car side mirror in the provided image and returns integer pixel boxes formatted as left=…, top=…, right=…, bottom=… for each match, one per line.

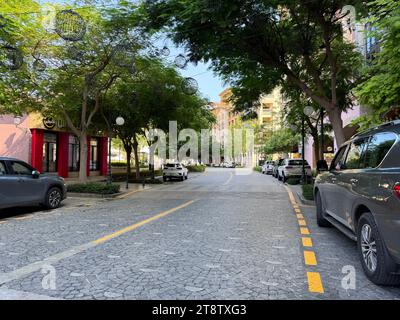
left=32, top=170, right=40, bottom=179
left=317, top=160, right=329, bottom=172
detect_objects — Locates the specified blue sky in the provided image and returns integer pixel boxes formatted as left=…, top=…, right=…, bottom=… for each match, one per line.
left=42, top=0, right=227, bottom=102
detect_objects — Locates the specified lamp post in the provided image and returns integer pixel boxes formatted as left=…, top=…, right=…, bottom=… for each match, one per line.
left=303, top=106, right=314, bottom=185
left=107, top=116, right=125, bottom=185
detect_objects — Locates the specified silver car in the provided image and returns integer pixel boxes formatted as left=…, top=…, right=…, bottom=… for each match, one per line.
left=277, top=159, right=312, bottom=182
left=0, top=157, right=67, bottom=210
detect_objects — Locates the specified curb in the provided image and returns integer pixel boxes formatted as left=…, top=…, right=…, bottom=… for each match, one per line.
left=67, top=192, right=123, bottom=199
left=295, top=191, right=315, bottom=206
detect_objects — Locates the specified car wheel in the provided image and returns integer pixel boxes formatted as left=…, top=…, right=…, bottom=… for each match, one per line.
left=45, top=187, right=62, bottom=209
left=282, top=174, right=287, bottom=183
left=185, top=174, right=188, bottom=180
left=163, top=176, right=167, bottom=182
left=181, top=176, right=184, bottom=182
left=278, top=173, right=282, bottom=181
left=357, top=212, right=400, bottom=286
left=315, top=191, right=331, bottom=228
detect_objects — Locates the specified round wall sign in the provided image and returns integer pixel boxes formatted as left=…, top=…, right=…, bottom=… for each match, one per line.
left=43, top=118, right=56, bottom=129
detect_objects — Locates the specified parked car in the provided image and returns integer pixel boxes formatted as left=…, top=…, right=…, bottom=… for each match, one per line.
left=262, top=161, right=274, bottom=175
left=273, top=159, right=284, bottom=178
left=277, top=159, right=312, bottom=182
left=314, top=120, right=400, bottom=286
left=0, top=157, right=67, bottom=210
left=225, top=162, right=236, bottom=168
left=163, top=163, right=189, bottom=181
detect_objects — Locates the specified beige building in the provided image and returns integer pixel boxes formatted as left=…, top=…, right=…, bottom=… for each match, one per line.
left=211, top=88, right=284, bottom=165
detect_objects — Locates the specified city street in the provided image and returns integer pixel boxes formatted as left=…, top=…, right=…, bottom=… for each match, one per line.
left=0, top=168, right=399, bottom=300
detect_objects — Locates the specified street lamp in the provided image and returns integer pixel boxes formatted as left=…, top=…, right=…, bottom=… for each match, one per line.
left=107, top=116, right=125, bottom=185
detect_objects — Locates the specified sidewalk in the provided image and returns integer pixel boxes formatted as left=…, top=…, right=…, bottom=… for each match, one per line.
left=285, top=184, right=315, bottom=206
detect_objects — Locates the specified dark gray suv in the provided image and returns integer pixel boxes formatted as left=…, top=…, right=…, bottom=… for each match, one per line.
left=315, top=120, right=400, bottom=286
left=0, top=157, right=67, bottom=210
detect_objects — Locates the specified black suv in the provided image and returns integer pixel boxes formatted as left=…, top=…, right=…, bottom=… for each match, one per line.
left=315, top=120, right=400, bottom=286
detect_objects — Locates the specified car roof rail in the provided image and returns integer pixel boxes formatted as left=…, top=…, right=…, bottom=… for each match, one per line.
left=351, top=120, right=400, bottom=139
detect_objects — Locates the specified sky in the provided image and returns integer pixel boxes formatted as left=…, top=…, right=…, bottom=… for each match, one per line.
left=41, top=0, right=227, bottom=102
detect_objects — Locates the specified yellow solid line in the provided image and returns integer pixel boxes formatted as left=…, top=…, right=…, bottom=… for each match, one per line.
left=304, top=251, right=317, bottom=266
left=302, top=237, right=313, bottom=247
left=298, top=219, right=307, bottom=227
left=300, top=227, right=310, bottom=235
left=307, top=272, right=324, bottom=293
left=295, top=208, right=302, bottom=213
left=93, top=200, right=197, bottom=245
left=296, top=214, right=304, bottom=219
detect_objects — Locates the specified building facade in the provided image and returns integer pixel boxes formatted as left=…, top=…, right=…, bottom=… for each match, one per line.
left=0, top=113, right=108, bottom=178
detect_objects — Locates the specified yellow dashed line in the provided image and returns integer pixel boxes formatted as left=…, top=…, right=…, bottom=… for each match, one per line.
left=302, top=237, right=313, bottom=247
left=300, top=227, right=310, bottom=235
left=307, top=272, right=324, bottom=293
left=284, top=185, right=324, bottom=294
left=298, top=219, right=307, bottom=227
left=304, top=251, right=318, bottom=266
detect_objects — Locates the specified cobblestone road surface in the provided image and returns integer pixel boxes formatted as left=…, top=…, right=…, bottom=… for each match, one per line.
left=0, top=168, right=399, bottom=299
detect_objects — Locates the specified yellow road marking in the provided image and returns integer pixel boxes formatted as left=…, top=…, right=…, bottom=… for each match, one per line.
left=14, top=215, right=34, bottom=221
left=298, top=219, right=307, bottom=227
left=296, top=214, right=304, bottom=219
left=304, top=251, right=317, bottom=266
left=302, top=237, right=313, bottom=247
left=93, top=200, right=197, bottom=245
left=307, top=272, right=324, bottom=293
left=295, top=208, right=302, bottom=213
left=300, top=227, right=310, bottom=235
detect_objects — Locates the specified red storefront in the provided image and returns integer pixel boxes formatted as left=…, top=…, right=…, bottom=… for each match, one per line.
left=30, top=129, right=108, bottom=178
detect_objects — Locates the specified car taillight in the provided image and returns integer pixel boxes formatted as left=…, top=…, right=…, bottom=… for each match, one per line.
left=394, top=184, right=400, bottom=199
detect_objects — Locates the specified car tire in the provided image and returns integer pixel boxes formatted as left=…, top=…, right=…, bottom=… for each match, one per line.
left=278, top=173, right=282, bottom=181
left=163, top=176, right=167, bottom=182
left=282, top=174, right=287, bottom=183
left=44, top=187, right=62, bottom=209
left=180, top=176, right=184, bottom=182
left=357, top=212, right=400, bottom=286
left=185, top=174, right=188, bottom=180
left=315, top=191, right=331, bottom=228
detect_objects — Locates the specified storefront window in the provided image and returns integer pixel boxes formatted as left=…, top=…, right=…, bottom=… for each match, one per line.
left=42, top=133, right=57, bottom=173
left=90, top=138, right=100, bottom=171
left=69, top=136, right=80, bottom=172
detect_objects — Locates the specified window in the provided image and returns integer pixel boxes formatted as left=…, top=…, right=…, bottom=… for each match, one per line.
left=0, top=161, right=6, bottom=175
left=90, top=138, right=100, bottom=171
left=289, top=160, right=308, bottom=166
left=10, top=161, right=33, bottom=175
left=364, top=133, right=397, bottom=168
left=42, top=133, right=57, bottom=173
left=331, top=146, right=348, bottom=171
left=69, top=136, right=80, bottom=172
left=344, top=138, right=368, bottom=170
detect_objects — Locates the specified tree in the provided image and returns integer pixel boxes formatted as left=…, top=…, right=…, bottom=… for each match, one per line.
left=138, top=0, right=365, bottom=146
left=103, top=58, right=215, bottom=179
left=263, top=128, right=301, bottom=155
left=354, top=0, right=400, bottom=130
left=0, top=0, right=44, bottom=115
left=33, top=8, right=142, bottom=182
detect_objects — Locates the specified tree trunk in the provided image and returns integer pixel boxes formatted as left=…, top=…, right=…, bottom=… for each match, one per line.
left=326, top=108, right=346, bottom=147
left=78, top=132, right=88, bottom=183
left=312, top=134, right=320, bottom=166
left=125, top=145, right=132, bottom=177
left=133, top=136, right=141, bottom=180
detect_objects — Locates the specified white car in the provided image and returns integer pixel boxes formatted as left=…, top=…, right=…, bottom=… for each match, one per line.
left=262, top=161, right=274, bottom=174
left=277, top=159, right=312, bottom=182
left=163, top=163, right=189, bottom=182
